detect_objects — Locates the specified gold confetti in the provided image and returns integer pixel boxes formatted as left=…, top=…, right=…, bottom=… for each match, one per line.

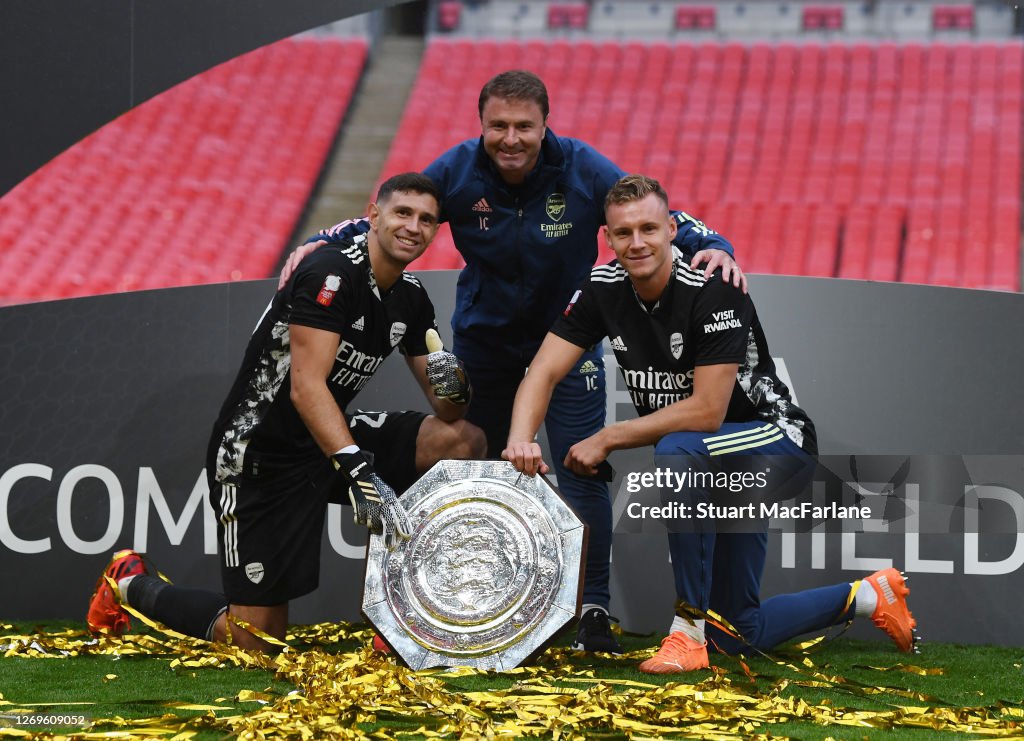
left=854, top=663, right=947, bottom=676
left=1, top=622, right=1022, bottom=739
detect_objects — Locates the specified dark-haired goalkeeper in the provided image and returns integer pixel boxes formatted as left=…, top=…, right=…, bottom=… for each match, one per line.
left=87, top=173, right=486, bottom=650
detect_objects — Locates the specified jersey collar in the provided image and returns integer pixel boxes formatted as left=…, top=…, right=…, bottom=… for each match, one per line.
left=630, top=253, right=685, bottom=315
left=349, top=235, right=382, bottom=300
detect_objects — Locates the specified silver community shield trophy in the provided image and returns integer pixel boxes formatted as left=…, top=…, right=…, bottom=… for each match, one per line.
left=362, top=460, right=586, bottom=670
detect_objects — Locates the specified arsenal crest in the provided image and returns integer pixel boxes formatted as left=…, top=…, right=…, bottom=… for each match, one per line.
left=670, top=332, right=684, bottom=359
left=545, top=193, right=566, bottom=222
left=389, top=321, right=407, bottom=347
left=245, top=562, right=265, bottom=584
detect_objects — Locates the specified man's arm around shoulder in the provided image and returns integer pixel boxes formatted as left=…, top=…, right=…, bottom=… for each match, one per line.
left=278, top=219, right=371, bottom=290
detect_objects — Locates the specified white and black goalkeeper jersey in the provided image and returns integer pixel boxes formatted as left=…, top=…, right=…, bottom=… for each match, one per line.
left=552, top=257, right=817, bottom=453
left=209, top=236, right=438, bottom=482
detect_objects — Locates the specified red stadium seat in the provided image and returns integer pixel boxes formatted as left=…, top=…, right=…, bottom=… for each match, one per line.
left=868, top=206, right=905, bottom=283
left=566, top=3, right=589, bottom=29
left=746, top=205, right=782, bottom=274
left=674, top=5, right=716, bottom=30
left=548, top=3, right=589, bottom=30
left=803, top=207, right=840, bottom=277
left=932, top=5, right=975, bottom=30
left=802, top=5, right=844, bottom=30
left=437, top=1, right=462, bottom=31
left=773, top=206, right=811, bottom=276
left=960, top=219, right=991, bottom=289
left=838, top=206, right=872, bottom=280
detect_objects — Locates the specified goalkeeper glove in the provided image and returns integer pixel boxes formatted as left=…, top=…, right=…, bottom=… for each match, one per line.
left=331, top=448, right=411, bottom=549
left=424, top=329, right=472, bottom=405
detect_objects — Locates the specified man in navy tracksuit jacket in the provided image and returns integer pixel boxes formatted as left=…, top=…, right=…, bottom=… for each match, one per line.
left=303, top=71, right=742, bottom=652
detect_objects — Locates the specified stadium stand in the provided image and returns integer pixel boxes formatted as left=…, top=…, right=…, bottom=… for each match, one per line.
left=381, top=37, right=1021, bottom=290
left=0, top=37, right=367, bottom=304
left=447, top=0, right=1018, bottom=39
left=3, top=14, right=1020, bottom=300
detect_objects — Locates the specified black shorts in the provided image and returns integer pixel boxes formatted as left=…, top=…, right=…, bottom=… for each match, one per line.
left=214, top=410, right=427, bottom=605
left=347, top=409, right=426, bottom=494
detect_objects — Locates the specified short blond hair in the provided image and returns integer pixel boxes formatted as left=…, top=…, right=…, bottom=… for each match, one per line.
left=604, top=174, right=669, bottom=212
